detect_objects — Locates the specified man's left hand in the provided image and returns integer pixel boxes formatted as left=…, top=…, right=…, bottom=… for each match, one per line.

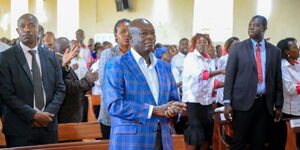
left=274, top=108, right=282, bottom=122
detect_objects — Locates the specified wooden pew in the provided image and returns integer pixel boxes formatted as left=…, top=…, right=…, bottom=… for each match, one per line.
left=173, top=134, right=186, bottom=150
left=58, top=121, right=102, bottom=141
left=2, top=140, right=109, bottom=150
left=87, top=95, right=101, bottom=122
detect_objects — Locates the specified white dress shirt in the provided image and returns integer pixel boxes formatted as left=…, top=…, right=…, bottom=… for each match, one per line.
left=131, top=49, right=159, bottom=119
left=281, top=59, right=300, bottom=116
left=20, top=42, right=46, bottom=111
left=171, top=52, right=186, bottom=82
left=70, top=56, right=88, bottom=80
left=90, top=59, right=102, bottom=95
left=182, top=50, right=215, bottom=105
left=216, top=54, right=228, bottom=104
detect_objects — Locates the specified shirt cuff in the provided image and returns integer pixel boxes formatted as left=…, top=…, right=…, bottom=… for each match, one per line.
left=223, top=99, right=231, bottom=103
left=203, top=70, right=209, bottom=80
left=296, top=85, right=300, bottom=95
left=147, top=105, right=154, bottom=119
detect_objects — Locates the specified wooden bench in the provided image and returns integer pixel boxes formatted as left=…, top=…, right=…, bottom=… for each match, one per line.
left=3, top=134, right=184, bottom=150
left=0, top=121, right=102, bottom=147
left=87, top=95, right=101, bottom=122
left=2, top=140, right=109, bottom=150
left=58, top=121, right=102, bottom=141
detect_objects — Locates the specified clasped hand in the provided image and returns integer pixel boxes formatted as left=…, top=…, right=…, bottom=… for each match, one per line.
left=32, top=111, right=54, bottom=128
left=153, top=101, right=187, bottom=118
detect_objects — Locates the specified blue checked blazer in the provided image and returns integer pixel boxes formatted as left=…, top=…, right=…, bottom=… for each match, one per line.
left=103, top=50, right=179, bottom=150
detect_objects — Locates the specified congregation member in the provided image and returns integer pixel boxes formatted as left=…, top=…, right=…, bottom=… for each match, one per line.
left=224, top=15, right=283, bottom=150
left=216, top=37, right=239, bottom=105
left=55, top=37, right=98, bottom=123
left=0, top=13, right=65, bottom=147
left=268, top=38, right=300, bottom=150
left=75, top=29, right=91, bottom=67
left=182, top=33, right=224, bottom=150
left=42, top=31, right=56, bottom=51
left=98, top=18, right=131, bottom=139
left=103, top=18, right=186, bottom=150
left=171, top=38, right=190, bottom=86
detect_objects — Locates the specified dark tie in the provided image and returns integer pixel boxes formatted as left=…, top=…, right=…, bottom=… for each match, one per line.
left=255, top=43, right=263, bottom=83
left=28, top=50, right=45, bottom=110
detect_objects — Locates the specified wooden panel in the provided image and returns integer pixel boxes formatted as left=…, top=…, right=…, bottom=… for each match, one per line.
left=58, top=122, right=102, bottom=141
left=3, top=140, right=109, bottom=150
left=90, top=95, right=101, bottom=106
left=173, top=134, right=186, bottom=150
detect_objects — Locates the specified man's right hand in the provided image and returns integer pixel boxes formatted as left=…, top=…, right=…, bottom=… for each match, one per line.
left=153, top=102, right=186, bottom=118
left=33, top=111, right=54, bottom=127
left=224, top=103, right=233, bottom=121
left=62, top=46, right=79, bottom=67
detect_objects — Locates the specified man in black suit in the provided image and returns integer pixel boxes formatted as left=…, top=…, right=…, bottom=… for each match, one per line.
left=223, top=15, right=283, bottom=150
left=0, top=13, right=65, bottom=147
left=55, top=37, right=98, bottom=123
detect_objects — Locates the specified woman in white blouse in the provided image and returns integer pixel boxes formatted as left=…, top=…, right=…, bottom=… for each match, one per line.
left=216, top=37, right=239, bottom=105
left=182, top=33, right=225, bottom=150
left=270, top=38, right=300, bottom=149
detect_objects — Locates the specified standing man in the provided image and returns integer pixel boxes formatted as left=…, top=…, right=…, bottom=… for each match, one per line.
left=0, top=13, right=65, bottom=147
left=171, top=38, right=189, bottom=79
left=103, top=18, right=186, bottom=150
left=224, top=15, right=283, bottom=150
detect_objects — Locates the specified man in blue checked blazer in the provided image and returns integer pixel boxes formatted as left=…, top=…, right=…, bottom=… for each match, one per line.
left=103, top=18, right=187, bottom=150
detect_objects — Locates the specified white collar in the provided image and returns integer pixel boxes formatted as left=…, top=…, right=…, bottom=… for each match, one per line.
left=131, top=48, right=157, bottom=69
left=20, top=42, right=38, bottom=54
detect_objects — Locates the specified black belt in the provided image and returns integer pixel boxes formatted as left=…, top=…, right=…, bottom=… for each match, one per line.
left=255, top=94, right=265, bottom=99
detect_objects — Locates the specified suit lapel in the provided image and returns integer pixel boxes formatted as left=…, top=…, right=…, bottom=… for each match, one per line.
left=15, top=44, right=33, bottom=85
left=265, top=41, right=271, bottom=73
left=123, top=50, right=157, bottom=105
left=246, top=39, right=258, bottom=71
left=155, top=62, right=163, bottom=105
left=38, top=46, right=48, bottom=82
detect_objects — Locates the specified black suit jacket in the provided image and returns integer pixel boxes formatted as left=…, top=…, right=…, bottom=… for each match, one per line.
left=58, top=66, right=93, bottom=123
left=0, top=43, right=65, bottom=136
left=224, top=39, right=283, bottom=115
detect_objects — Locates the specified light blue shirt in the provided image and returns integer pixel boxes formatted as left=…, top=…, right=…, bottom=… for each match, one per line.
left=223, top=39, right=266, bottom=104
left=251, top=39, right=266, bottom=94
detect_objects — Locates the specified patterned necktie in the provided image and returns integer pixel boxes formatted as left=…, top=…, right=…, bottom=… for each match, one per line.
left=255, top=43, right=263, bottom=83
left=28, top=50, right=45, bottom=110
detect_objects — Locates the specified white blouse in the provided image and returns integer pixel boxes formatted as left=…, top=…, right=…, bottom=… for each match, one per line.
left=182, top=50, right=216, bottom=105
left=281, top=59, right=300, bottom=116
left=216, top=54, right=228, bottom=104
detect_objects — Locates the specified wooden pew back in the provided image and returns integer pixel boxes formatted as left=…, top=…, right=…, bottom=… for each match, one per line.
left=58, top=121, right=102, bottom=141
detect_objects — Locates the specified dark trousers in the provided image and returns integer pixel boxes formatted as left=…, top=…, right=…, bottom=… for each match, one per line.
left=231, top=97, right=270, bottom=150
left=268, top=113, right=300, bottom=150
left=154, top=123, right=163, bottom=150
left=100, top=122, right=111, bottom=139
left=5, top=128, right=58, bottom=147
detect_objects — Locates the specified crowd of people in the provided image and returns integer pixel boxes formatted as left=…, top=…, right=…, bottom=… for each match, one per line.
left=0, top=13, right=300, bottom=150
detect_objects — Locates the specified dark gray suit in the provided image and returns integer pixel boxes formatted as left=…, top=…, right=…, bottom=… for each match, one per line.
left=224, top=39, right=283, bottom=149
left=0, top=43, right=65, bottom=147
left=224, top=38, right=283, bottom=115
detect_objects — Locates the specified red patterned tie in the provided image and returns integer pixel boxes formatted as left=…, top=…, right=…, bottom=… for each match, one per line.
left=255, top=43, right=263, bottom=83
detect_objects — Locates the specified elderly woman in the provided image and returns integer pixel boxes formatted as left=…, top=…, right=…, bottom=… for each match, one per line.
left=182, top=33, right=225, bottom=150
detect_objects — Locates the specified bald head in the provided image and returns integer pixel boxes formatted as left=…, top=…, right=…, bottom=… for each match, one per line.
left=55, top=37, right=70, bottom=54
left=129, top=18, right=156, bottom=56
left=16, top=13, right=39, bottom=48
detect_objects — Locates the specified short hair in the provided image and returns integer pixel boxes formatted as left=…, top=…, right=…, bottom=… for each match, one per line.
left=216, top=45, right=222, bottom=49
left=179, top=38, right=189, bottom=45
left=224, top=37, right=239, bottom=52
left=277, top=37, right=297, bottom=59
left=190, top=33, right=212, bottom=50
left=17, top=13, right=39, bottom=27
left=251, top=15, right=267, bottom=28
left=114, top=18, right=131, bottom=34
